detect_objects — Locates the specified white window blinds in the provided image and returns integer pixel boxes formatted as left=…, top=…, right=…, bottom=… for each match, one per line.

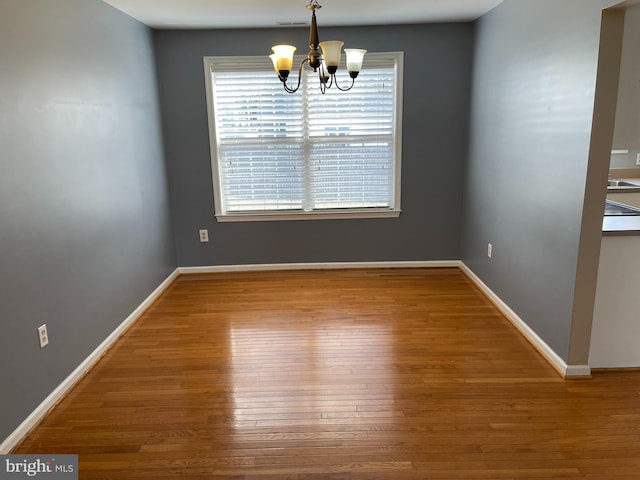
left=204, top=52, right=403, bottom=221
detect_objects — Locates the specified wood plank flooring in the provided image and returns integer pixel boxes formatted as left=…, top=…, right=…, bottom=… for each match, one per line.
left=13, top=268, right=640, bottom=479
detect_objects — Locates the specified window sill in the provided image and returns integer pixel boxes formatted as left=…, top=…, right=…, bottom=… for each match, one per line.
left=215, top=209, right=401, bottom=222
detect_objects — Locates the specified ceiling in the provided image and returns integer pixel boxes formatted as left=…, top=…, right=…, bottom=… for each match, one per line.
left=102, top=0, right=505, bottom=29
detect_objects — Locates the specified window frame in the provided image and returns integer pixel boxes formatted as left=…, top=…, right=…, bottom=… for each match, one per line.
left=203, top=52, right=404, bottom=222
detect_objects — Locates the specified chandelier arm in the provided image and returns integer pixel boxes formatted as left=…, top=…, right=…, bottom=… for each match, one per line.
left=317, top=69, right=326, bottom=94
left=282, top=58, right=309, bottom=94
left=317, top=68, right=332, bottom=94
left=283, top=83, right=299, bottom=94
left=332, top=75, right=355, bottom=92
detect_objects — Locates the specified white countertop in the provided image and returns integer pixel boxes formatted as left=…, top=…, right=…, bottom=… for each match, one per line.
left=603, top=216, right=640, bottom=235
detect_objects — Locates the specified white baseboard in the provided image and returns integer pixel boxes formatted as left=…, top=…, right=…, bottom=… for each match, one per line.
left=178, top=260, right=461, bottom=274
left=0, top=268, right=180, bottom=454
left=564, top=365, right=592, bottom=377
left=459, top=263, right=591, bottom=378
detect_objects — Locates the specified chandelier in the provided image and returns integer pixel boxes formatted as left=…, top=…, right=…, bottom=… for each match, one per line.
left=269, top=0, right=367, bottom=94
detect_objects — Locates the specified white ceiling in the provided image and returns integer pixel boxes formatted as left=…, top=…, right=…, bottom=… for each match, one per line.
left=102, top=0, right=505, bottom=29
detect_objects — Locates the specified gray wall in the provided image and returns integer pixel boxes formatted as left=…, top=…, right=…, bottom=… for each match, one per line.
left=154, top=24, right=474, bottom=266
left=462, top=0, right=617, bottom=362
left=0, top=0, right=176, bottom=442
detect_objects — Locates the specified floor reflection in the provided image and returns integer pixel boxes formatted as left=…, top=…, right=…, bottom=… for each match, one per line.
left=229, top=319, right=394, bottom=431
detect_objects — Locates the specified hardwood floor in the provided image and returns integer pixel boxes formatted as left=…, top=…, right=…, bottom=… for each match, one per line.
left=13, top=268, right=640, bottom=479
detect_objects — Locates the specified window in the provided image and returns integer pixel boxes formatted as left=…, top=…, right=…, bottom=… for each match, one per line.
left=203, top=52, right=403, bottom=222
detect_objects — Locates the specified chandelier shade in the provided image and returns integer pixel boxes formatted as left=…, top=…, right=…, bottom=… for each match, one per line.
left=319, top=41, right=343, bottom=71
left=270, top=45, right=296, bottom=74
left=345, top=49, right=367, bottom=75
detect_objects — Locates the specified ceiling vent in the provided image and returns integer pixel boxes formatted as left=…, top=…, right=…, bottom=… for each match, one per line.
left=276, top=21, right=309, bottom=26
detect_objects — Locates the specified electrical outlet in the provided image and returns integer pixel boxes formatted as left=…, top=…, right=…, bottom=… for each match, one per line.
left=487, top=243, right=493, bottom=259
left=199, top=229, right=209, bottom=243
left=636, top=153, right=640, bottom=166
left=37, top=324, right=49, bottom=348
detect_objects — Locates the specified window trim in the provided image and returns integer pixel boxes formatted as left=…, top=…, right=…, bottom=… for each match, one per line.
left=203, top=52, right=404, bottom=222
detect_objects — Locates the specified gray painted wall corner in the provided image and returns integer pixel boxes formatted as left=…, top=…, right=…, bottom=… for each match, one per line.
left=0, top=0, right=177, bottom=443
left=462, top=0, right=619, bottom=362
left=153, top=24, right=474, bottom=267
